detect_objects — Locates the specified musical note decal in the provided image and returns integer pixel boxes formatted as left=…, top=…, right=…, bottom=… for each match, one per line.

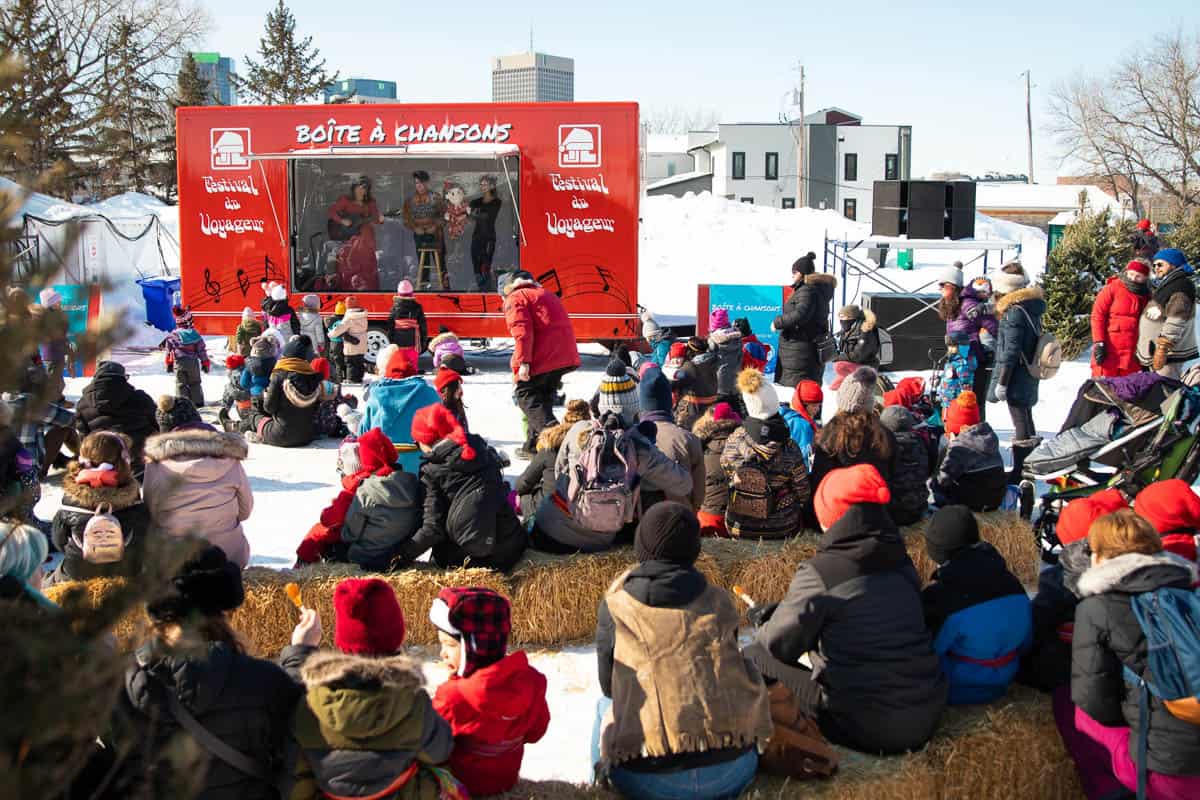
left=235, top=269, right=250, bottom=297
left=536, top=268, right=564, bottom=298
left=203, top=268, right=221, bottom=303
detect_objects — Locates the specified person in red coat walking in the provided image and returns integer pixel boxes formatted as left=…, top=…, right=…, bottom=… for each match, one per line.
left=1091, top=261, right=1150, bottom=378
left=429, top=587, right=551, bottom=796
left=500, top=270, right=581, bottom=458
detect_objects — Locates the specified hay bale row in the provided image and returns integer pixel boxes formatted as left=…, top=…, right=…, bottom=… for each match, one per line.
left=45, top=512, right=1037, bottom=657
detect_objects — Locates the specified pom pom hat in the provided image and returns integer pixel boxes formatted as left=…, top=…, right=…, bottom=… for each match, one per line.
left=945, top=390, right=981, bottom=435
left=738, top=368, right=779, bottom=421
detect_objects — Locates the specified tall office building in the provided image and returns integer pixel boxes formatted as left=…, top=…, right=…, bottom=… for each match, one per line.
left=190, top=52, right=237, bottom=106
left=491, top=52, right=574, bottom=103
left=323, top=78, right=398, bottom=104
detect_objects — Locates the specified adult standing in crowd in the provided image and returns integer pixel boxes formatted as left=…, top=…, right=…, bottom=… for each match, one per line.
left=989, top=262, right=1045, bottom=483
left=774, top=252, right=837, bottom=388
left=1131, top=219, right=1160, bottom=260
left=1137, top=248, right=1197, bottom=379
left=1091, top=260, right=1150, bottom=378
left=500, top=270, right=581, bottom=460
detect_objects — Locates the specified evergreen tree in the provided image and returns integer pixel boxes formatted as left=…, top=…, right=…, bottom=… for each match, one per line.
left=1041, top=201, right=1131, bottom=359
left=236, top=0, right=336, bottom=105
left=155, top=53, right=211, bottom=200
left=1164, top=209, right=1200, bottom=267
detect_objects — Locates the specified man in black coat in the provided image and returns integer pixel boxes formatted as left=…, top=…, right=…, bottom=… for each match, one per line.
left=773, top=253, right=837, bottom=388
left=75, top=361, right=158, bottom=465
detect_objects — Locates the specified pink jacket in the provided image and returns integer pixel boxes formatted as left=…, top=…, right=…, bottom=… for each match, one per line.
left=141, top=428, right=253, bottom=567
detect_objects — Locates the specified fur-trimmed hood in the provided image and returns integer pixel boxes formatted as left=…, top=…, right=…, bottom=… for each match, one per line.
left=859, top=308, right=877, bottom=332
left=61, top=466, right=142, bottom=511
left=1077, top=550, right=1197, bottom=598
left=300, top=650, right=425, bottom=690
left=143, top=428, right=248, bottom=463
left=283, top=378, right=323, bottom=408
left=804, top=272, right=838, bottom=289
left=692, top=413, right=740, bottom=444
left=995, top=285, right=1045, bottom=316
left=427, top=330, right=459, bottom=354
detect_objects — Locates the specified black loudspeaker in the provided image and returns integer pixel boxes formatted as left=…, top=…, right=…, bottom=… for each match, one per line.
left=861, top=292, right=946, bottom=371
left=947, top=181, right=976, bottom=212
left=873, top=180, right=907, bottom=208
left=947, top=207, right=976, bottom=240
left=871, top=207, right=905, bottom=237
left=907, top=207, right=946, bottom=239
left=907, top=180, right=947, bottom=210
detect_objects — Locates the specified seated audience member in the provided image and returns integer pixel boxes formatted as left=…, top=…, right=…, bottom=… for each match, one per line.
left=360, top=344, right=440, bottom=473
left=102, top=546, right=300, bottom=799
left=48, top=431, right=151, bottom=586
left=1020, top=489, right=1128, bottom=693
left=752, top=464, right=947, bottom=754
left=429, top=588, right=550, bottom=796
left=310, top=357, right=352, bottom=439
left=921, top=505, right=1032, bottom=704
left=931, top=391, right=1006, bottom=512
left=779, top=380, right=823, bottom=466
left=720, top=369, right=811, bottom=539
left=515, top=400, right=590, bottom=518
left=429, top=328, right=470, bottom=372
left=1065, top=510, right=1200, bottom=799
left=808, top=366, right=894, bottom=493
left=404, top=404, right=526, bottom=570
left=245, top=335, right=326, bottom=447
left=879, top=405, right=931, bottom=526
left=637, top=365, right=705, bottom=511
left=142, top=397, right=252, bottom=567
left=1135, top=479, right=1200, bottom=564
left=240, top=335, right=277, bottom=404
left=218, top=354, right=251, bottom=433
left=883, top=376, right=926, bottom=411
left=595, top=502, right=773, bottom=799
left=692, top=402, right=741, bottom=537
left=435, top=367, right=469, bottom=431
left=73, top=361, right=158, bottom=468
left=670, top=337, right=719, bottom=431
left=0, top=521, right=55, bottom=609
left=282, top=578, right=459, bottom=799
left=531, top=366, right=692, bottom=554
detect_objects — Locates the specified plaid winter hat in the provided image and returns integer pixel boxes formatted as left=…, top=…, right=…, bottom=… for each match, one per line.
left=597, top=359, right=639, bottom=424
left=429, top=587, right=512, bottom=677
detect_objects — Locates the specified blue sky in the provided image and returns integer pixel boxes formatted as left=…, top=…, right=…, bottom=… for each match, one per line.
left=199, top=0, right=1194, bottom=180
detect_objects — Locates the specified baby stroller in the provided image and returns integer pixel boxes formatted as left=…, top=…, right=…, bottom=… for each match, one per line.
left=1030, top=380, right=1200, bottom=564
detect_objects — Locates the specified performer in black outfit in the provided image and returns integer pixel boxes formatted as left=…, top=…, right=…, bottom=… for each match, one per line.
left=469, top=175, right=503, bottom=291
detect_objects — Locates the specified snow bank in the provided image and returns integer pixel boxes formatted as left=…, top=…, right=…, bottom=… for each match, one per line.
left=639, top=192, right=1047, bottom=319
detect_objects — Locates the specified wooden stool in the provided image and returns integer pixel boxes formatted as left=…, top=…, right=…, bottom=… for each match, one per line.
left=416, top=248, right=444, bottom=290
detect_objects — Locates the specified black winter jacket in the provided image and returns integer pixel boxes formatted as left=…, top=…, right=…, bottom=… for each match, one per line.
left=74, top=363, right=158, bottom=463
left=671, top=353, right=719, bottom=400
left=774, top=273, right=837, bottom=387
left=515, top=448, right=556, bottom=517
left=836, top=311, right=881, bottom=367
left=261, top=366, right=324, bottom=447
left=1019, top=540, right=1091, bottom=692
left=989, top=286, right=1045, bottom=409
left=105, top=641, right=302, bottom=800
left=1072, top=551, right=1200, bottom=776
left=932, top=422, right=1007, bottom=512
left=921, top=542, right=1027, bottom=634
left=48, top=470, right=152, bottom=585
left=404, top=434, right=526, bottom=570
left=882, top=426, right=929, bottom=526
left=755, top=504, right=946, bottom=754
left=387, top=298, right=428, bottom=351
left=693, top=413, right=740, bottom=515
left=595, top=560, right=752, bottom=773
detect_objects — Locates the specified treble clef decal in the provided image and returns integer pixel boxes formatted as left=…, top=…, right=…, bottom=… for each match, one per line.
left=203, top=268, right=222, bottom=303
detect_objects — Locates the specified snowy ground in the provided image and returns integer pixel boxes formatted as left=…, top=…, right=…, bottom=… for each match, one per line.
left=34, top=334, right=1092, bottom=785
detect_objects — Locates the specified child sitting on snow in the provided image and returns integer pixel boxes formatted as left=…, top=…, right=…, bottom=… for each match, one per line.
left=921, top=505, right=1032, bottom=705
left=235, top=307, right=263, bottom=358
left=435, top=367, right=469, bottom=431
left=218, top=355, right=251, bottom=433
left=240, top=335, right=276, bottom=408
left=311, top=357, right=354, bottom=439
left=429, top=587, right=550, bottom=797
left=163, top=323, right=209, bottom=407
left=932, top=391, right=1006, bottom=512
left=429, top=327, right=472, bottom=374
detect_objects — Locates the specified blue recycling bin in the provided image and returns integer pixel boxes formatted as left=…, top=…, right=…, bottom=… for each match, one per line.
left=137, top=277, right=181, bottom=332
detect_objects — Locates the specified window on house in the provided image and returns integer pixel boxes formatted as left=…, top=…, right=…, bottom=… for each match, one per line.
left=732, top=151, right=746, bottom=180
left=782, top=198, right=796, bottom=209
left=667, top=162, right=677, bottom=177
left=741, top=197, right=754, bottom=204
left=844, top=152, right=858, bottom=182
left=765, top=152, right=779, bottom=180
left=843, top=198, right=857, bottom=220
left=885, top=153, right=899, bottom=181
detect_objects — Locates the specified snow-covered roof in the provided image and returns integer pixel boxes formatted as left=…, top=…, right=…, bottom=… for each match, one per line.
left=645, top=170, right=713, bottom=191
left=976, top=182, right=1127, bottom=217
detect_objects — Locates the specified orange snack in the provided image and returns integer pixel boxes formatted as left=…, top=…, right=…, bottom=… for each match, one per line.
left=732, top=585, right=756, bottom=608
left=285, top=582, right=302, bottom=608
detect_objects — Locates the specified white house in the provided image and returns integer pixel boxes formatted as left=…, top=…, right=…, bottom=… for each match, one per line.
left=646, top=109, right=912, bottom=224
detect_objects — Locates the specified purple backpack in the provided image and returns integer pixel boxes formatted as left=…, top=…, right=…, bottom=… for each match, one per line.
left=566, top=421, right=640, bottom=533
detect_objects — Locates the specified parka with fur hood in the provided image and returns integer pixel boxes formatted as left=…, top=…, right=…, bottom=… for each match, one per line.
left=48, top=464, right=152, bottom=585
left=836, top=307, right=881, bottom=367
left=141, top=428, right=253, bottom=567
left=774, top=272, right=837, bottom=387
left=693, top=409, right=741, bottom=516
left=989, top=285, right=1046, bottom=408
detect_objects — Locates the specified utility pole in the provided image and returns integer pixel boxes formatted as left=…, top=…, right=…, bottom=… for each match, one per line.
left=796, top=63, right=806, bottom=208
left=1023, top=70, right=1035, bottom=184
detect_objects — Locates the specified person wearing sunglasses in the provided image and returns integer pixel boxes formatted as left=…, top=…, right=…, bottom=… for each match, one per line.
left=1136, top=248, right=1197, bottom=379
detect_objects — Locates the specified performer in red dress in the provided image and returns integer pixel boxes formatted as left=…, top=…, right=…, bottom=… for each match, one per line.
left=328, top=175, right=384, bottom=292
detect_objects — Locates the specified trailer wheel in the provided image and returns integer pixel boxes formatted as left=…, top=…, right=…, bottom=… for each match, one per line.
left=363, top=326, right=391, bottom=364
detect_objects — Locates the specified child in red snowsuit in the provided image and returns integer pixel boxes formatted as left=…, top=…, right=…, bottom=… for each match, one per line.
left=429, top=587, right=550, bottom=796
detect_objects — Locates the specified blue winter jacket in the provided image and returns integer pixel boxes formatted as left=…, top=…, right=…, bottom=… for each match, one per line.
left=360, top=376, right=440, bottom=473
left=922, top=543, right=1032, bottom=705
left=779, top=404, right=815, bottom=467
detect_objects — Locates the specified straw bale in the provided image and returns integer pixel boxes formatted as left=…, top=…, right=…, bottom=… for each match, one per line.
left=712, top=536, right=820, bottom=606
left=43, top=577, right=148, bottom=649
left=904, top=511, right=1040, bottom=586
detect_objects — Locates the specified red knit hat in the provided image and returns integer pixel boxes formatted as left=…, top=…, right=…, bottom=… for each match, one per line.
left=411, top=403, right=475, bottom=460
left=1135, top=479, right=1200, bottom=536
left=333, top=578, right=406, bottom=656
left=378, top=345, right=418, bottom=379
left=1056, top=488, right=1128, bottom=546
left=355, top=427, right=397, bottom=476
left=791, top=380, right=824, bottom=411
left=1125, top=259, right=1150, bottom=277
left=668, top=341, right=687, bottom=360
left=224, top=354, right=245, bottom=371
left=311, top=357, right=331, bottom=380
left=434, top=367, right=462, bottom=393
left=1137, top=219, right=1152, bottom=231
left=814, top=464, right=892, bottom=531
left=945, top=391, right=981, bottom=435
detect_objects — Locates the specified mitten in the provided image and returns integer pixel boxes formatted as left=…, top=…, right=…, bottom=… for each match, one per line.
left=1153, top=337, right=1171, bottom=371
left=1092, top=341, right=1106, bottom=366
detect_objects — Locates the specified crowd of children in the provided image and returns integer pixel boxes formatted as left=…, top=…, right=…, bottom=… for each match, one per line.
left=3, top=253, right=1200, bottom=800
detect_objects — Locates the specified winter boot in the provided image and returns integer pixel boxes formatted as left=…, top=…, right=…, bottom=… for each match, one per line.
left=1009, top=437, right=1042, bottom=485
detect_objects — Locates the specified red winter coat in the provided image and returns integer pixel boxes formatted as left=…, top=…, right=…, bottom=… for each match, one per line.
left=503, top=280, right=581, bottom=378
left=432, top=651, right=550, bottom=796
left=296, top=428, right=396, bottom=563
left=1091, top=276, right=1149, bottom=378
